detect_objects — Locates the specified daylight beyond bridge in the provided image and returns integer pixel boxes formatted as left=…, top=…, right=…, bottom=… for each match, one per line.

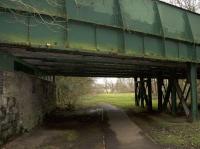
left=0, top=0, right=200, bottom=78
left=2, top=1, right=200, bottom=146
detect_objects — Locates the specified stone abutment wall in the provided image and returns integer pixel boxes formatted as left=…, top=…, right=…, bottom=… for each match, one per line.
left=0, top=71, right=56, bottom=146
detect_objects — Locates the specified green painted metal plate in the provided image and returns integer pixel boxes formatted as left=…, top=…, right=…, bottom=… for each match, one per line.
left=0, top=11, right=28, bottom=44
left=0, top=0, right=200, bottom=63
left=187, top=12, right=200, bottom=43
left=30, top=16, right=65, bottom=48
left=66, top=0, right=120, bottom=26
left=157, top=3, right=193, bottom=42
left=196, top=46, right=200, bottom=61
left=165, top=40, right=179, bottom=59
left=68, top=22, right=96, bottom=50
left=120, top=0, right=162, bottom=36
left=144, top=37, right=163, bottom=57
left=96, top=28, right=123, bottom=53
left=124, top=33, right=143, bottom=55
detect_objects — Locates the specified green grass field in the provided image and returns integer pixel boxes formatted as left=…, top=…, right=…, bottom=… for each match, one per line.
left=81, top=93, right=158, bottom=110
left=81, top=93, right=200, bottom=148
left=81, top=93, right=135, bottom=109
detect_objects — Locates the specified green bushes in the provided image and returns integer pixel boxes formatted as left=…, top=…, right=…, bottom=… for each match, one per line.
left=56, top=77, right=93, bottom=110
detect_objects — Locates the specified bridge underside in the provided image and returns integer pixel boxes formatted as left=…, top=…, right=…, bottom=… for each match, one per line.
left=1, top=44, right=199, bottom=79
left=1, top=44, right=199, bottom=122
left=1, top=0, right=200, bottom=123
left=0, top=45, right=199, bottom=124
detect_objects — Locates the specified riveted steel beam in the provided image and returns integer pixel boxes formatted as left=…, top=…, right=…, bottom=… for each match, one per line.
left=147, top=78, right=153, bottom=111
left=171, top=78, right=177, bottom=115
left=157, top=77, right=163, bottom=112
left=189, top=63, right=198, bottom=121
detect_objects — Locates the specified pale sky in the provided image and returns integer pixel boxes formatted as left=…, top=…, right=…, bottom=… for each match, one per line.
left=95, top=78, right=118, bottom=85
left=162, top=0, right=170, bottom=2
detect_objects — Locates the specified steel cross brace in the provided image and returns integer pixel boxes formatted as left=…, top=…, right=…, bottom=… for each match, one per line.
left=174, top=63, right=198, bottom=121
left=174, top=80, right=191, bottom=118
left=135, top=77, right=152, bottom=111
left=162, top=79, right=173, bottom=112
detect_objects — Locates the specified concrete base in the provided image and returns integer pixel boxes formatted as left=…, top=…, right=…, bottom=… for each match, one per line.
left=0, top=71, right=56, bottom=146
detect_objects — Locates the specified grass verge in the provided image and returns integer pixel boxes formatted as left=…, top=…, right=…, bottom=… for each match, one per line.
left=81, top=93, right=200, bottom=149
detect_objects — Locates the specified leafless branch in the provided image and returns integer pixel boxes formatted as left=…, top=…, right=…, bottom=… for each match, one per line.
left=169, top=0, right=200, bottom=12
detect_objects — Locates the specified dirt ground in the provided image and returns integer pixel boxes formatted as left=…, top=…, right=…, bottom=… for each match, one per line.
left=3, top=104, right=160, bottom=149
left=3, top=108, right=105, bottom=149
left=126, top=109, right=200, bottom=149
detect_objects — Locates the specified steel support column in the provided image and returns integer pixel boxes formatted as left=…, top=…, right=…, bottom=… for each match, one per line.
left=189, top=63, right=198, bottom=121
left=163, top=79, right=172, bottom=112
left=134, top=77, right=139, bottom=106
left=140, top=77, right=145, bottom=108
left=171, top=78, right=177, bottom=115
left=157, top=77, right=163, bottom=112
left=147, top=78, right=152, bottom=111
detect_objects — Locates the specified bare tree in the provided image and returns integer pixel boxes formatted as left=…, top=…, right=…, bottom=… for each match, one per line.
left=1, top=0, right=67, bottom=32
left=169, top=0, right=200, bottom=12
left=126, top=78, right=135, bottom=92
left=103, top=79, right=110, bottom=94
left=103, top=79, right=116, bottom=93
left=56, top=77, right=94, bottom=110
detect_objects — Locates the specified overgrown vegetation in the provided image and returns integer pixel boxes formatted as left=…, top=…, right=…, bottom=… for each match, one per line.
left=56, top=77, right=93, bottom=110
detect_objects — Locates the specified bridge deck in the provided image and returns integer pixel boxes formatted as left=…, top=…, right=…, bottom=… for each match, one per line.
left=0, top=0, right=200, bottom=120
left=0, top=0, right=200, bottom=68
left=0, top=44, right=194, bottom=78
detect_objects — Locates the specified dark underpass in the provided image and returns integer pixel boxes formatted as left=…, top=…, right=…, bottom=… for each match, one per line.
left=1, top=0, right=200, bottom=148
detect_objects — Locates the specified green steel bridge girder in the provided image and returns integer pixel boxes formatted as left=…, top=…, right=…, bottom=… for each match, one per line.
left=0, top=52, right=47, bottom=76
left=0, top=0, right=200, bottom=120
left=0, top=0, right=200, bottom=63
